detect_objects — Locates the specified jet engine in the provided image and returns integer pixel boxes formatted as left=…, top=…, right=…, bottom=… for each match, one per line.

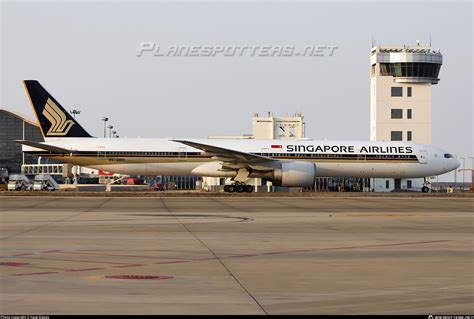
left=272, top=162, right=316, bottom=187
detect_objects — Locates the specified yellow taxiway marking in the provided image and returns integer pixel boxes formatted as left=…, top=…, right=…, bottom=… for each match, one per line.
left=84, top=275, right=103, bottom=281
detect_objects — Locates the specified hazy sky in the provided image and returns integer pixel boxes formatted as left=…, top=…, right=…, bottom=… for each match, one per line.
left=1, top=0, right=472, bottom=176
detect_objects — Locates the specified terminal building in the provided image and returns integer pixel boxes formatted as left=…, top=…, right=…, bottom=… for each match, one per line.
left=369, top=43, right=443, bottom=191
left=0, top=109, right=45, bottom=173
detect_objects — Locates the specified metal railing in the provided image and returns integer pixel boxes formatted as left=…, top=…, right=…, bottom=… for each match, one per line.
left=22, top=164, right=64, bottom=175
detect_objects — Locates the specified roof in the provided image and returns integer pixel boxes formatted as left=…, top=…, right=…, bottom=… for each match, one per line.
left=0, top=108, right=39, bottom=127
left=371, top=45, right=442, bottom=55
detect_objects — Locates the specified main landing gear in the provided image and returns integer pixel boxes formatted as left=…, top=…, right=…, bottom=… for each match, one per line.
left=224, top=182, right=254, bottom=193
left=422, top=177, right=430, bottom=193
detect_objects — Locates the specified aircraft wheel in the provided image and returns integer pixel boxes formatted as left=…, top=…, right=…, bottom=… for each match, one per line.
left=245, top=185, right=254, bottom=193
left=422, top=186, right=429, bottom=193
left=227, top=185, right=235, bottom=193
left=236, top=185, right=245, bottom=193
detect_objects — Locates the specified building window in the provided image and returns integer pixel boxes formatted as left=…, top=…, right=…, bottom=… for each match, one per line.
left=391, top=87, right=403, bottom=97
left=407, top=109, right=412, bottom=119
left=391, top=109, right=403, bottom=119
left=407, top=180, right=412, bottom=189
left=386, top=180, right=390, bottom=189
left=407, top=131, right=412, bottom=141
left=391, top=131, right=403, bottom=141
left=407, top=87, right=412, bottom=97
left=379, top=62, right=441, bottom=79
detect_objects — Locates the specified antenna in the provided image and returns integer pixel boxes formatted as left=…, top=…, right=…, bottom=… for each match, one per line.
left=430, top=35, right=432, bottom=47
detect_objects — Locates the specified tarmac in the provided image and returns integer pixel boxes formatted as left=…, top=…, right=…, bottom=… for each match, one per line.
left=0, top=195, right=473, bottom=314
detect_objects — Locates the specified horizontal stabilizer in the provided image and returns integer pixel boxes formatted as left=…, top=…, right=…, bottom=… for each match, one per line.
left=15, top=140, right=77, bottom=154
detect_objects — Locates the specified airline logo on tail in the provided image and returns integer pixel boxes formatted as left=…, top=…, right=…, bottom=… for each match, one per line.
left=42, top=98, right=75, bottom=136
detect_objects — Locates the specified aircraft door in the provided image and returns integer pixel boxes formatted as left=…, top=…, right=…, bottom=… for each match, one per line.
left=419, top=150, right=428, bottom=164
left=178, top=147, right=187, bottom=160
left=97, top=146, right=107, bottom=159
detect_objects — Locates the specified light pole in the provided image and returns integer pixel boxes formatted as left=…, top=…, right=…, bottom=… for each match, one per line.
left=70, top=109, right=81, bottom=119
left=101, top=117, right=109, bottom=138
left=469, top=156, right=474, bottom=192
left=107, top=125, right=114, bottom=138
left=459, top=157, right=465, bottom=191
left=112, top=130, right=117, bottom=138
left=454, top=156, right=457, bottom=190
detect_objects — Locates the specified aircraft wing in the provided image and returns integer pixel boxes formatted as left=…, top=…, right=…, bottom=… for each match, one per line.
left=15, top=140, right=77, bottom=154
left=172, top=139, right=277, bottom=164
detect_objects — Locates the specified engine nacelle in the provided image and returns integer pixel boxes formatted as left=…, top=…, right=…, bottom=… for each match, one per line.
left=272, top=161, right=316, bottom=187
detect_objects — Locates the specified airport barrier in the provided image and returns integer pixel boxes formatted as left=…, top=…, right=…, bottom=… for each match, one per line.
left=76, top=184, right=107, bottom=192
left=107, top=184, right=151, bottom=192
left=59, top=184, right=77, bottom=191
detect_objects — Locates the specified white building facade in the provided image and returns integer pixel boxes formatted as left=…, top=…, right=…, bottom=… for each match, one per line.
left=370, top=43, right=442, bottom=191
left=252, top=112, right=305, bottom=140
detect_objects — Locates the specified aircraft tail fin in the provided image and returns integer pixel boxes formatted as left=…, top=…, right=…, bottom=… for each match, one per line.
left=23, top=80, right=93, bottom=138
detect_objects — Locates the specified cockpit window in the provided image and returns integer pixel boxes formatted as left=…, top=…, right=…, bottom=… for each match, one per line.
left=444, top=154, right=454, bottom=158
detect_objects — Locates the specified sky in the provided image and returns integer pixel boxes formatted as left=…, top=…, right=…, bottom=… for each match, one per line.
left=1, top=0, right=473, bottom=180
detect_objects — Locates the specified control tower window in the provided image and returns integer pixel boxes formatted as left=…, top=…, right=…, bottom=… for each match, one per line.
left=391, top=131, right=403, bottom=141
left=407, top=109, right=412, bottom=119
left=407, top=87, right=412, bottom=97
left=379, top=63, right=441, bottom=79
left=391, top=87, right=402, bottom=97
left=407, top=131, right=412, bottom=141
left=391, top=109, right=403, bottom=119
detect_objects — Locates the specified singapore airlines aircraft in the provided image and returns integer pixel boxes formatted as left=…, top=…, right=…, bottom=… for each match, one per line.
left=19, top=80, right=459, bottom=193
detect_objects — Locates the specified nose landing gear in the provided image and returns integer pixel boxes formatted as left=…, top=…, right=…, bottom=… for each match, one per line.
left=224, top=182, right=254, bottom=193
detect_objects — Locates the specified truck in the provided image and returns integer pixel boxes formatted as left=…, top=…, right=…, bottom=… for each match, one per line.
left=7, top=174, right=31, bottom=191
left=32, top=174, right=59, bottom=191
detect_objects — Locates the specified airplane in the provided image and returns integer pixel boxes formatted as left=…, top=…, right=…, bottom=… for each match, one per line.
left=18, top=80, right=460, bottom=193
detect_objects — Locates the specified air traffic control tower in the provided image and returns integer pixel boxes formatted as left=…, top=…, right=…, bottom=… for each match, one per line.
left=370, top=43, right=443, bottom=191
